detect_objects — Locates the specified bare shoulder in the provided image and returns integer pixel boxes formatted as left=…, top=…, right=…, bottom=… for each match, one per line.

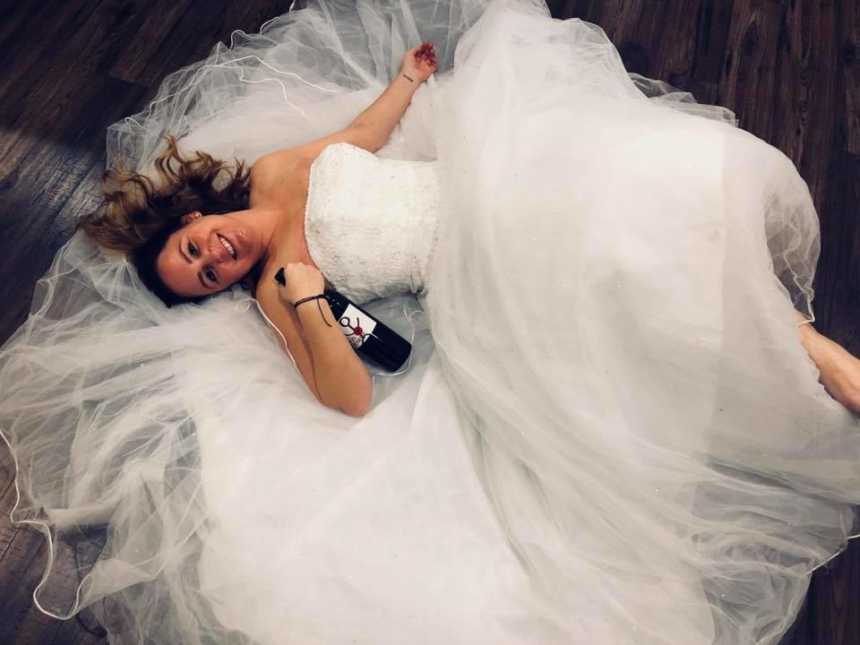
left=249, top=125, right=377, bottom=204
left=250, top=151, right=311, bottom=199
left=252, top=126, right=378, bottom=180
left=252, top=149, right=310, bottom=175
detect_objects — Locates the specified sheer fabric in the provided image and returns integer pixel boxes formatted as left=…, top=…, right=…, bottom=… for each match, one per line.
left=1, top=1, right=856, bottom=644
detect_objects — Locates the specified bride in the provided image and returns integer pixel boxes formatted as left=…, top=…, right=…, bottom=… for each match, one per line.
left=3, top=1, right=860, bottom=643
left=82, top=40, right=448, bottom=418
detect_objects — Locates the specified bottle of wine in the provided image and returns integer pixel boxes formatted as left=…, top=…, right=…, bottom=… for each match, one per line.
left=275, top=268, right=412, bottom=373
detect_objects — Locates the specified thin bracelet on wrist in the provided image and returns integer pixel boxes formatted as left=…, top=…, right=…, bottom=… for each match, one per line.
left=402, top=73, right=415, bottom=83
left=292, top=294, right=325, bottom=308
left=293, top=294, right=333, bottom=327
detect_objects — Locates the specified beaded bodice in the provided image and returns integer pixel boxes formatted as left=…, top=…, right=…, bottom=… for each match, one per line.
left=303, top=143, right=442, bottom=304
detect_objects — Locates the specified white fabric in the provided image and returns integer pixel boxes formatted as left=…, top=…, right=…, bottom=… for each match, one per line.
left=305, top=142, right=442, bottom=304
left=2, top=1, right=859, bottom=644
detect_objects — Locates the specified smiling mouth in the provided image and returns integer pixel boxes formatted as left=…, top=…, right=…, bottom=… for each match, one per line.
left=217, top=233, right=237, bottom=260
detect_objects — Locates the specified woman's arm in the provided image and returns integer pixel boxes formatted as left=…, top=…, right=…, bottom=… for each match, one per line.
left=258, top=263, right=372, bottom=418
left=346, top=43, right=437, bottom=151
left=253, top=43, right=437, bottom=172
left=795, top=310, right=860, bottom=413
left=293, top=294, right=372, bottom=417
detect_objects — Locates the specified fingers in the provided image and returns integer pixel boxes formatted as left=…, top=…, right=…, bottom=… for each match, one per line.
left=415, top=42, right=437, bottom=67
left=406, top=42, right=437, bottom=65
left=274, top=266, right=286, bottom=286
left=274, top=262, right=323, bottom=288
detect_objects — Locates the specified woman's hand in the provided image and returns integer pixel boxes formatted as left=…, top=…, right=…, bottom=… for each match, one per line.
left=276, top=262, right=325, bottom=307
left=399, top=42, right=437, bottom=84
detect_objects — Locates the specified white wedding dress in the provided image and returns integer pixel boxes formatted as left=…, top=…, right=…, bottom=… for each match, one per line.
left=2, top=1, right=860, bottom=644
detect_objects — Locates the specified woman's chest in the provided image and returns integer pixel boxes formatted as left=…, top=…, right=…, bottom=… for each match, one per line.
left=251, top=160, right=321, bottom=277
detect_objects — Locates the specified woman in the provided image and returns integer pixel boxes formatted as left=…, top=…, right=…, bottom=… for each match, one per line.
left=82, top=42, right=443, bottom=418
left=4, top=1, right=860, bottom=643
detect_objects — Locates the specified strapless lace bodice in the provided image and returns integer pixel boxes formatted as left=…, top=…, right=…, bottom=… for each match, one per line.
left=304, top=143, right=442, bottom=304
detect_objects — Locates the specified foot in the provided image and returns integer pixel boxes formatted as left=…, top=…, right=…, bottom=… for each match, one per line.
left=796, top=318, right=860, bottom=413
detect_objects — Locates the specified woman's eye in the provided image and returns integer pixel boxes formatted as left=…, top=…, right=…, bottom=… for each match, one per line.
left=205, top=269, right=218, bottom=283
left=188, top=242, right=198, bottom=257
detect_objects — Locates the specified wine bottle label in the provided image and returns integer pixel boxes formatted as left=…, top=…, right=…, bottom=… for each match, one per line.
left=336, top=303, right=378, bottom=349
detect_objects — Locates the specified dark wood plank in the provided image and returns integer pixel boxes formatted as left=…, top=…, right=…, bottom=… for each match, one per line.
left=0, top=3, right=297, bottom=644
left=686, top=0, right=736, bottom=104
left=129, top=0, right=296, bottom=87
left=775, top=0, right=838, bottom=220
left=719, top=0, right=784, bottom=142
left=0, top=0, right=87, bottom=109
left=837, top=0, right=860, bottom=160
left=0, top=457, right=22, bottom=564
left=108, top=0, right=196, bottom=84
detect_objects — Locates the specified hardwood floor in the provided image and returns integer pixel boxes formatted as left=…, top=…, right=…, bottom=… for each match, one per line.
left=1, top=1, right=857, bottom=642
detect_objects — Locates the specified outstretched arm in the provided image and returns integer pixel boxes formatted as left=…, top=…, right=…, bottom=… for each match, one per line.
left=795, top=310, right=860, bottom=413
left=251, top=43, right=437, bottom=176
left=347, top=42, right=438, bottom=151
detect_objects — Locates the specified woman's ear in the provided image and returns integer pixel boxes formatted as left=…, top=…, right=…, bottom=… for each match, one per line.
left=180, top=211, right=203, bottom=225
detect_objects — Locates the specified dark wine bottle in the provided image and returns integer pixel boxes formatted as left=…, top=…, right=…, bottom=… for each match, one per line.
left=275, top=268, right=412, bottom=373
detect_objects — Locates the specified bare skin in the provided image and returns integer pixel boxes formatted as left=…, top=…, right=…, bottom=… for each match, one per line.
left=795, top=311, right=860, bottom=413
left=155, top=207, right=283, bottom=296
left=156, top=43, right=438, bottom=417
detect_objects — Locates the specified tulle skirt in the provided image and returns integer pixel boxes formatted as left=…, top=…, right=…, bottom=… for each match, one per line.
left=3, top=1, right=859, bottom=644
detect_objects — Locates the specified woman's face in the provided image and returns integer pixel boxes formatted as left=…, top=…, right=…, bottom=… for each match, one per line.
left=157, top=211, right=265, bottom=297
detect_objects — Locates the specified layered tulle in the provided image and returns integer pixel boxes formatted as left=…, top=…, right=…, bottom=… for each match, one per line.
left=2, top=1, right=859, bottom=644
left=422, top=5, right=860, bottom=643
